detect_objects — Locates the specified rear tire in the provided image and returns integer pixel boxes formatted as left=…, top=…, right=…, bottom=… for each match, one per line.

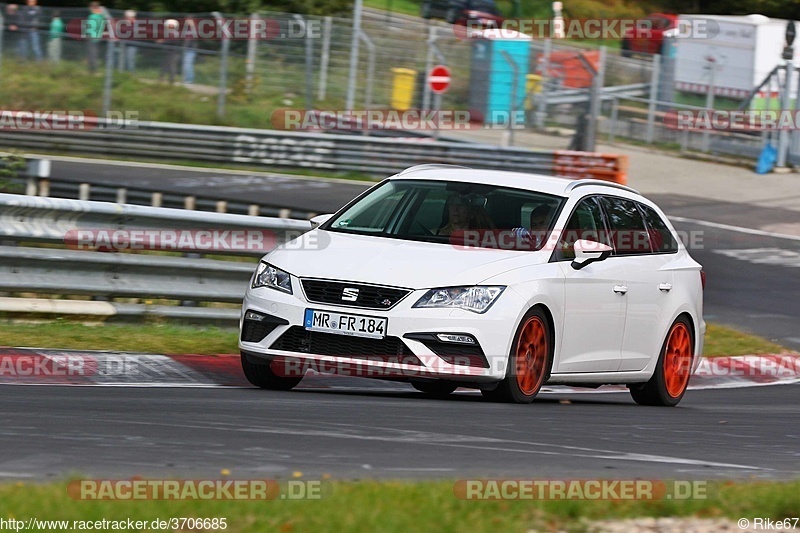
left=241, top=353, right=303, bottom=390
left=411, top=380, right=458, bottom=397
left=482, top=307, right=553, bottom=404
left=630, top=316, right=694, bottom=406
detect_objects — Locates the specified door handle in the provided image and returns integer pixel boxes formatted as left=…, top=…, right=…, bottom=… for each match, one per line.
left=613, top=285, right=628, bottom=294
left=658, top=283, right=673, bottom=292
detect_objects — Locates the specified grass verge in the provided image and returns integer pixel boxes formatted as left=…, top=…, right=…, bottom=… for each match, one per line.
left=0, top=479, right=799, bottom=532
left=0, top=320, right=789, bottom=357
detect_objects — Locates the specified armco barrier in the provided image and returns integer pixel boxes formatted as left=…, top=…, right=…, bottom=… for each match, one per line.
left=0, top=194, right=312, bottom=324
left=0, top=119, right=627, bottom=184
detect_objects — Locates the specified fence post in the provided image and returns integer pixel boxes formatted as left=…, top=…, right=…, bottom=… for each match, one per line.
left=0, top=13, right=4, bottom=80
left=645, top=54, right=660, bottom=144
left=422, top=25, right=437, bottom=112
left=702, top=58, right=716, bottom=152
left=500, top=50, right=519, bottom=147
left=246, top=13, right=258, bottom=96
left=345, top=0, right=363, bottom=110
left=359, top=32, right=375, bottom=109
left=102, top=9, right=115, bottom=118
left=305, top=16, right=314, bottom=110
left=213, top=12, right=230, bottom=119
left=318, top=17, right=332, bottom=101
left=585, top=46, right=606, bottom=152
left=777, top=63, right=795, bottom=169
left=609, top=97, right=618, bottom=143
left=535, top=38, right=551, bottom=128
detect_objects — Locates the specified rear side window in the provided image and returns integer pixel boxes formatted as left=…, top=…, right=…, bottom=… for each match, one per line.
left=599, top=196, right=652, bottom=255
left=638, top=203, right=679, bottom=253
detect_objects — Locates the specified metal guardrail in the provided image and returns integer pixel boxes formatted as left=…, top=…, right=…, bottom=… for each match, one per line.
left=0, top=119, right=560, bottom=177
left=0, top=194, right=312, bottom=324
left=0, top=193, right=310, bottom=252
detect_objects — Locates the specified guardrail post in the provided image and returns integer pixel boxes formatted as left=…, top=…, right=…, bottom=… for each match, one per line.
left=38, top=179, right=50, bottom=197
left=248, top=204, right=260, bottom=216
left=79, top=183, right=91, bottom=201
left=184, top=196, right=196, bottom=210
left=645, top=54, right=660, bottom=144
left=216, top=201, right=227, bottom=213
left=151, top=192, right=162, bottom=207
left=116, top=188, right=127, bottom=204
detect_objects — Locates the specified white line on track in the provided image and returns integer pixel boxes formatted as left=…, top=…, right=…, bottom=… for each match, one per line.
left=670, top=215, right=800, bottom=242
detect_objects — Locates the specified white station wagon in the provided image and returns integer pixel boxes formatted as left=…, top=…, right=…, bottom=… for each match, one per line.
left=240, top=165, right=705, bottom=406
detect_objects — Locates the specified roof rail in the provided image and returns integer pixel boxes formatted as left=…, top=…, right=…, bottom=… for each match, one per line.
left=396, top=164, right=473, bottom=176
left=564, top=179, right=640, bottom=195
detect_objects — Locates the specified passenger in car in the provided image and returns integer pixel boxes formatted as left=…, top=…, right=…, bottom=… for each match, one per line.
left=437, top=195, right=494, bottom=236
left=513, top=204, right=555, bottom=249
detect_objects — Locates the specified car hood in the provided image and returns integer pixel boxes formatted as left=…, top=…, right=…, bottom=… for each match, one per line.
left=266, top=229, right=549, bottom=289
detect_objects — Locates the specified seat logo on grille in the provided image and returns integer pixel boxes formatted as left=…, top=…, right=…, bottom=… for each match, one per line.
left=341, top=287, right=359, bottom=301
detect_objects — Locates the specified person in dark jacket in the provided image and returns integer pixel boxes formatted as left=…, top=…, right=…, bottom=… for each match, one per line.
left=18, top=0, right=43, bottom=61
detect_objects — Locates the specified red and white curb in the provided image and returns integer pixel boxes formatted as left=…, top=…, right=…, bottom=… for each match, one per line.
left=0, top=348, right=798, bottom=392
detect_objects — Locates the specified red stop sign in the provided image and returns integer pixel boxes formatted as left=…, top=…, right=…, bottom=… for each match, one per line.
left=428, top=65, right=451, bottom=94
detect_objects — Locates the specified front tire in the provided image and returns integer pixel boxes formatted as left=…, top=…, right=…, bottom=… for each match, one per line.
left=241, top=353, right=303, bottom=390
left=630, top=316, right=694, bottom=406
left=482, top=307, right=552, bottom=404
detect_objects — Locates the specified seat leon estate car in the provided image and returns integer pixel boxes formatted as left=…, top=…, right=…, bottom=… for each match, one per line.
left=239, top=165, right=705, bottom=406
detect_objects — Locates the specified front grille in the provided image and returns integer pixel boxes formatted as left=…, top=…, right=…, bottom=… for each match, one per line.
left=271, top=326, right=421, bottom=365
left=301, top=279, right=410, bottom=310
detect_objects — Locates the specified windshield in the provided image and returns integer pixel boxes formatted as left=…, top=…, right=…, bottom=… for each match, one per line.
left=325, top=179, right=564, bottom=250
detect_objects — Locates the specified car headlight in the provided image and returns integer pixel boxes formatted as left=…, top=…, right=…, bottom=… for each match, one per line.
left=252, top=262, right=292, bottom=294
left=413, top=286, right=504, bottom=314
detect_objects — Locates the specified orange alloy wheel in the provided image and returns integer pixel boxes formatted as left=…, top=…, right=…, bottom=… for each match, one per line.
left=515, top=316, right=549, bottom=396
left=663, top=322, right=692, bottom=398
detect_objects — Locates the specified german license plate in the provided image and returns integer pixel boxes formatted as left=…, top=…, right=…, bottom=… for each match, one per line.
left=304, top=309, right=387, bottom=339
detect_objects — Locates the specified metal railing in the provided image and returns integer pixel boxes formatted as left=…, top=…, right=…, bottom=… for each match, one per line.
left=0, top=118, right=595, bottom=178
left=0, top=193, right=311, bottom=324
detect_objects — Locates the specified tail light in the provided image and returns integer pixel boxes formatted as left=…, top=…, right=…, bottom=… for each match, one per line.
left=700, top=270, right=706, bottom=290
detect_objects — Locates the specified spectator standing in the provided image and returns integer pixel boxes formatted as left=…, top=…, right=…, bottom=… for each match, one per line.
left=118, top=9, right=137, bottom=71
left=182, top=19, right=198, bottom=85
left=18, top=0, right=43, bottom=61
left=4, top=5, right=21, bottom=58
left=48, top=10, right=64, bottom=63
left=158, top=19, right=180, bottom=85
left=84, top=1, right=105, bottom=73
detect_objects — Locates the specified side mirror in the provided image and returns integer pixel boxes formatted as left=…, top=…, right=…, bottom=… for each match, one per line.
left=571, top=239, right=612, bottom=270
left=310, top=214, right=334, bottom=229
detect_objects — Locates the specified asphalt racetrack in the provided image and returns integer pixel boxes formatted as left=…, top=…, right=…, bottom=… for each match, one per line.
left=2, top=158, right=797, bottom=482
left=0, top=384, right=798, bottom=481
